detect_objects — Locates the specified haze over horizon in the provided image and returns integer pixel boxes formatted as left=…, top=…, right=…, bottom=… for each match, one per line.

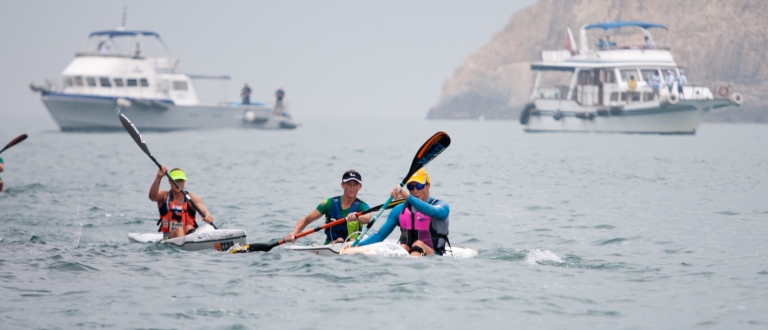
left=0, top=0, right=536, bottom=135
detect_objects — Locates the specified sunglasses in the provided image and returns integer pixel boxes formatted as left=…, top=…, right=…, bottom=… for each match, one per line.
left=406, top=183, right=426, bottom=191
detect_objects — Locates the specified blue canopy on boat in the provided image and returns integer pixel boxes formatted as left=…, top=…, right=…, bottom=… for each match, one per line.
left=89, top=30, right=161, bottom=38
left=584, top=21, right=668, bottom=30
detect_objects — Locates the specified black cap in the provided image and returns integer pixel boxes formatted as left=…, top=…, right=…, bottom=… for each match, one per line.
left=342, top=170, right=362, bottom=184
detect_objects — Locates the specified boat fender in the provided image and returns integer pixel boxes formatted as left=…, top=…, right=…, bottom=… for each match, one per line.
left=667, top=92, right=680, bottom=105
left=243, top=110, right=256, bottom=122
left=116, top=98, right=132, bottom=108
left=718, top=86, right=729, bottom=97
left=730, top=92, right=743, bottom=105
left=553, top=110, right=564, bottom=121
left=609, top=106, right=623, bottom=115
left=519, top=103, right=535, bottom=125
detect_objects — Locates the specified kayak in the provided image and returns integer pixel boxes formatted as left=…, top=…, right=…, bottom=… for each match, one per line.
left=127, top=224, right=246, bottom=251
left=285, top=239, right=478, bottom=258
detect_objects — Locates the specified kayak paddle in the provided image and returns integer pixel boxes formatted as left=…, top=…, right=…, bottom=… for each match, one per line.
left=0, top=134, right=28, bottom=155
left=229, top=199, right=406, bottom=254
left=118, top=110, right=217, bottom=229
left=350, top=131, right=451, bottom=247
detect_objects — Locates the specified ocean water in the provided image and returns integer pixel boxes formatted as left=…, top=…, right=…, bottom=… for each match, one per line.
left=1, top=117, right=767, bottom=329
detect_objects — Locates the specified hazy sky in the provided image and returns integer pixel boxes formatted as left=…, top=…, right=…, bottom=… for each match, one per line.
left=0, top=0, right=535, bottom=134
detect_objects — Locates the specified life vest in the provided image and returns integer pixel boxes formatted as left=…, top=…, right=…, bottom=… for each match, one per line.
left=323, top=196, right=361, bottom=242
left=398, top=198, right=450, bottom=255
left=157, top=192, right=197, bottom=234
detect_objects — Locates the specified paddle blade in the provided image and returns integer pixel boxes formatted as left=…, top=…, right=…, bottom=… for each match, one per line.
left=228, top=242, right=278, bottom=254
left=0, top=134, right=28, bottom=155
left=118, top=112, right=151, bottom=157
left=406, top=131, right=451, bottom=182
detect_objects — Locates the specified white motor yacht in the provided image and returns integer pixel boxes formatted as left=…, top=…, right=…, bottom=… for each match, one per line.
left=31, top=28, right=297, bottom=131
left=520, top=21, right=742, bottom=134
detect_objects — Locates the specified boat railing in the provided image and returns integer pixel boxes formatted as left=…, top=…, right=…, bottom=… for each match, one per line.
left=540, top=50, right=572, bottom=62
left=534, top=86, right=569, bottom=100
left=146, top=57, right=181, bottom=74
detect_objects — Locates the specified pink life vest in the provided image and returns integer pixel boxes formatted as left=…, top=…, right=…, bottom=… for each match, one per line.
left=398, top=205, right=433, bottom=249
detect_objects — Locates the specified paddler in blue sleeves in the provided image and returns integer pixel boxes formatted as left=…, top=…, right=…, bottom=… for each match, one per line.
left=149, top=165, right=214, bottom=239
left=356, top=168, right=450, bottom=257
left=285, top=169, right=372, bottom=245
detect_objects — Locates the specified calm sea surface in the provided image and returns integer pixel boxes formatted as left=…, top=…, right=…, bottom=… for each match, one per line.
left=1, top=117, right=767, bottom=329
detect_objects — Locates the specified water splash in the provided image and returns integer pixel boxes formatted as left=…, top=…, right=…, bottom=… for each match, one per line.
left=524, top=249, right=563, bottom=265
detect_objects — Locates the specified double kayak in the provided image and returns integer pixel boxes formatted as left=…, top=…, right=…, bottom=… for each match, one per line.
left=127, top=224, right=246, bottom=251
left=285, top=239, right=478, bottom=258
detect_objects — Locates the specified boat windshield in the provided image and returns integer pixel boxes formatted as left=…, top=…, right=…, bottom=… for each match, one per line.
left=79, top=30, right=170, bottom=58
left=585, top=21, right=670, bottom=51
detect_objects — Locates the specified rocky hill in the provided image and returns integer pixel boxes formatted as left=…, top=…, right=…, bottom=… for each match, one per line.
left=428, top=0, right=768, bottom=123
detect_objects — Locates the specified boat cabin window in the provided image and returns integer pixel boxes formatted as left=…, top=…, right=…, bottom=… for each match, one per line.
left=172, top=80, right=188, bottom=91
left=578, top=70, right=598, bottom=85
left=74, top=76, right=84, bottom=87
left=605, top=70, right=616, bottom=83
left=619, top=69, right=639, bottom=82
left=99, top=77, right=112, bottom=87
left=640, top=69, right=658, bottom=82
left=126, top=79, right=138, bottom=87
left=114, top=78, right=124, bottom=87
left=64, top=78, right=73, bottom=87
left=140, top=78, right=149, bottom=87
left=86, top=77, right=97, bottom=87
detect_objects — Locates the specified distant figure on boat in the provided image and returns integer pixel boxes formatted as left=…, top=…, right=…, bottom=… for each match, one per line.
left=677, top=70, right=687, bottom=99
left=605, top=35, right=616, bottom=48
left=596, top=37, right=607, bottom=50
left=644, top=36, right=653, bottom=48
left=665, top=70, right=675, bottom=92
left=132, top=42, right=141, bottom=57
left=241, top=83, right=251, bottom=105
left=651, top=72, right=661, bottom=98
left=98, top=40, right=109, bottom=54
left=626, top=75, right=637, bottom=103
left=274, top=87, right=285, bottom=116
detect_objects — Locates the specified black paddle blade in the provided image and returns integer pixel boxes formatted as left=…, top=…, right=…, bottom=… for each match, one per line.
left=405, top=131, right=451, bottom=182
left=228, top=242, right=277, bottom=254
left=0, top=134, right=28, bottom=155
left=118, top=112, right=151, bottom=157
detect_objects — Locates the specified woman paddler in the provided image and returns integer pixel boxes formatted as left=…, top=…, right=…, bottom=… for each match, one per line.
left=149, top=165, right=214, bottom=239
left=356, top=168, right=450, bottom=257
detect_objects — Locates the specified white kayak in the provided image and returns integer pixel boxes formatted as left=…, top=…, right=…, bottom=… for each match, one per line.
left=285, top=239, right=478, bottom=258
left=127, top=224, right=246, bottom=252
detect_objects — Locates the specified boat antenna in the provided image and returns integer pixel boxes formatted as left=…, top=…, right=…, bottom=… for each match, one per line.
left=121, top=6, right=127, bottom=29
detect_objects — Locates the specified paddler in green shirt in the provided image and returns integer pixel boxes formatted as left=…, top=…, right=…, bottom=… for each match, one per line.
left=285, top=169, right=371, bottom=244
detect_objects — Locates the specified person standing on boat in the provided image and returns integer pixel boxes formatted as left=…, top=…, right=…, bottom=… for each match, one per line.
left=149, top=165, right=214, bottom=239
left=665, top=70, right=676, bottom=93
left=356, top=168, right=450, bottom=257
left=626, top=75, right=637, bottom=103
left=273, top=87, right=285, bottom=116
left=285, top=170, right=372, bottom=245
left=651, top=72, right=661, bottom=99
left=677, top=70, right=687, bottom=99
left=241, top=83, right=252, bottom=105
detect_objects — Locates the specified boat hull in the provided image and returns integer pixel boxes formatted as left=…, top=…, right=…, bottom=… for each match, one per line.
left=127, top=224, right=246, bottom=251
left=285, top=240, right=478, bottom=258
left=41, top=92, right=295, bottom=131
left=523, top=96, right=736, bottom=134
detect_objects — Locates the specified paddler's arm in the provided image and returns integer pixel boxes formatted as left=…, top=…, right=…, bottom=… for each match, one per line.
left=148, top=165, right=167, bottom=203
left=406, top=195, right=449, bottom=221
left=357, top=204, right=402, bottom=246
left=285, top=209, right=323, bottom=243
left=347, top=202, right=372, bottom=224
left=188, top=192, right=213, bottom=223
